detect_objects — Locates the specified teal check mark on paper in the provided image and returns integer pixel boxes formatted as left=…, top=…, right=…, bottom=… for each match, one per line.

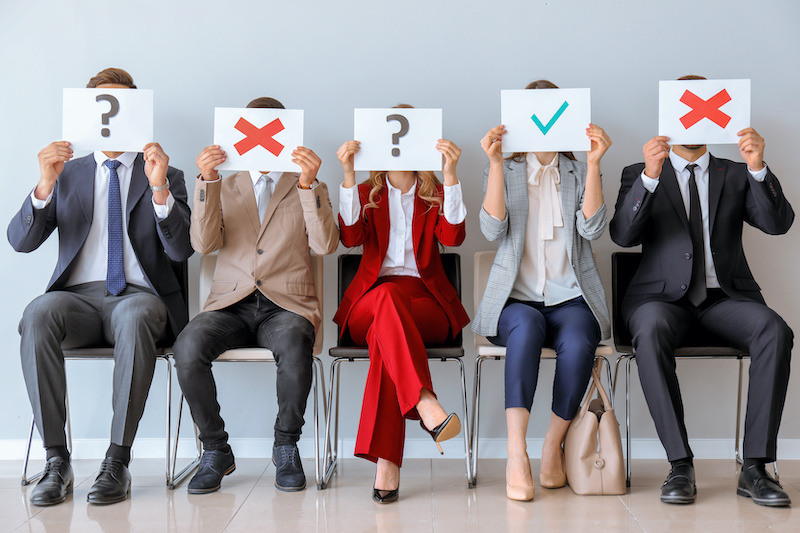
left=531, top=101, right=569, bottom=135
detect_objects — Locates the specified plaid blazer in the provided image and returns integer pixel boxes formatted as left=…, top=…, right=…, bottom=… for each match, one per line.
left=471, top=153, right=611, bottom=340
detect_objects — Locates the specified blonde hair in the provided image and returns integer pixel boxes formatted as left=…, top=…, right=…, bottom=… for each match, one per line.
left=362, top=103, right=444, bottom=215
left=362, top=170, right=443, bottom=215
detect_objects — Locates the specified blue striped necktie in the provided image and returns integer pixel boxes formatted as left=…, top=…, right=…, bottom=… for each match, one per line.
left=105, top=160, right=126, bottom=296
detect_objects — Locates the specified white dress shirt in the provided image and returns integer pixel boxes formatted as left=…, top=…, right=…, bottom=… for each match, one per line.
left=249, top=170, right=283, bottom=221
left=639, top=150, right=768, bottom=288
left=31, top=151, right=175, bottom=288
left=339, top=178, right=467, bottom=278
left=509, top=153, right=581, bottom=304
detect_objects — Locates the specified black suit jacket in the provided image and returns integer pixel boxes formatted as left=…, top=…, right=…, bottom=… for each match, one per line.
left=7, top=153, right=193, bottom=337
left=609, top=155, right=794, bottom=321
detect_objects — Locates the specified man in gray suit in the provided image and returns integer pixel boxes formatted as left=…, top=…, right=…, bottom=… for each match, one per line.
left=7, top=68, right=192, bottom=506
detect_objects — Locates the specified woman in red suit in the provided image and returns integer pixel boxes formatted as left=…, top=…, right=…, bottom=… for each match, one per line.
left=334, top=123, right=470, bottom=503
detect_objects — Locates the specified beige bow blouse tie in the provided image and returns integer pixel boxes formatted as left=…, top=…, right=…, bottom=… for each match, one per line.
left=532, top=160, right=563, bottom=241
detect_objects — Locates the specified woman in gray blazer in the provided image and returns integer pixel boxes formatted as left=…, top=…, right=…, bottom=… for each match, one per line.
left=472, top=80, right=612, bottom=501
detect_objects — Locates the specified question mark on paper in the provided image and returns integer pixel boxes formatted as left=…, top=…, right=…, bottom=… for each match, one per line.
left=95, top=94, right=120, bottom=137
left=386, top=114, right=409, bottom=157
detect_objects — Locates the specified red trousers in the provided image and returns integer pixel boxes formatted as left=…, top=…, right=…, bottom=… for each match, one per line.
left=346, top=276, right=450, bottom=466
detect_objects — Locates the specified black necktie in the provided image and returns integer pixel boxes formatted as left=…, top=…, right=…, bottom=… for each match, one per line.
left=687, top=164, right=706, bottom=306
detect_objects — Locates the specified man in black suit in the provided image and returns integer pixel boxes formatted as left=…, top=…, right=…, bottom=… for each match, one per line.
left=7, top=68, right=192, bottom=506
left=610, top=78, right=794, bottom=507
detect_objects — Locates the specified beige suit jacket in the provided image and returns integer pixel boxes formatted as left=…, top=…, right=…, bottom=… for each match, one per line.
left=191, top=171, right=339, bottom=332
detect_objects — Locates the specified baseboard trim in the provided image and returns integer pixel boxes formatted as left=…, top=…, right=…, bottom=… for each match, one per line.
left=3, top=437, right=800, bottom=461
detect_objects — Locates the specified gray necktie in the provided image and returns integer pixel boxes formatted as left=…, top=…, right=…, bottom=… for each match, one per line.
left=258, top=174, right=271, bottom=223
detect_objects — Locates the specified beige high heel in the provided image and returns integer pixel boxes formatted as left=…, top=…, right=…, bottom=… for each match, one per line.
left=539, top=447, right=566, bottom=489
left=506, top=455, right=535, bottom=501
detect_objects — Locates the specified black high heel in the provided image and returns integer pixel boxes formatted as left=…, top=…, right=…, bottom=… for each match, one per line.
left=420, top=413, right=461, bottom=454
left=372, top=475, right=399, bottom=503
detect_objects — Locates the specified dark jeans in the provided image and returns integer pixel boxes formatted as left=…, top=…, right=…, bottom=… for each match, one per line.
left=173, top=291, right=315, bottom=449
left=489, top=296, right=600, bottom=419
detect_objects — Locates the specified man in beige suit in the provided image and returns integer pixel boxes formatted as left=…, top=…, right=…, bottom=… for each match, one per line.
left=173, top=97, right=339, bottom=494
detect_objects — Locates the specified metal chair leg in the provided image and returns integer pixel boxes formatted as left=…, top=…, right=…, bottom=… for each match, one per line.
left=470, top=355, right=488, bottom=486
left=625, top=355, right=633, bottom=488
left=735, top=358, right=744, bottom=466
left=447, top=357, right=473, bottom=487
left=168, top=393, right=202, bottom=489
left=311, top=356, right=326, bottom=489
left=321, top=358, right=342, bottom=488
left=164, top=356, right=173, bottom=487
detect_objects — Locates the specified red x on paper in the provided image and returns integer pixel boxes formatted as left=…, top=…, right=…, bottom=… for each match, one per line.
left=679, top=89, right=732, bottom=129
left=234, top=118, right=285, bottom=156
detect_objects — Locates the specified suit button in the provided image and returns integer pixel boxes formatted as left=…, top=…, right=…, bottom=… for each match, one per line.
left=680, top=284, right=687, bottom=290
left=685, top=253, right=692, bottom=260
left=199, top=190, right=206, bottom=201
left=256, top=280, right=262, bottom=286
left=632, top=206, right=639, bottom=212
left=257, top=249, right=263, bottom=255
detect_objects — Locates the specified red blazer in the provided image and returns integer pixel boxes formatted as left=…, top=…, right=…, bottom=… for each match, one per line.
left=333, top=182, right=470, bottom=337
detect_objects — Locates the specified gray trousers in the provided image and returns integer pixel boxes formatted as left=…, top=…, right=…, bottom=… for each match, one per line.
left=19, top=281, right=168, bottom=448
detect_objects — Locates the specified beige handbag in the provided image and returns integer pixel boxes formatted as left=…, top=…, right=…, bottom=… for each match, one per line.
left=564, top=359, right=626, bottom=495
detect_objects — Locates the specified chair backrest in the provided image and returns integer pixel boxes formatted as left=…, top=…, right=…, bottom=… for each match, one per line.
left=199, top=253, right=324, bottom=355
left=473, top=251, right=496, bottom=348
left=611, top=252, right=641, bottom=347
left=336, top=253, right=463, bottom=348
left=611, top=251, right=738, bottom=350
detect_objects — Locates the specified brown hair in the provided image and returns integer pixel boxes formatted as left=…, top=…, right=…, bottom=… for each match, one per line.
left=86, top=68, right=136, bottom=89
left=507, top=79, right=577, bottom=163
left=678, top=74, right=707, bottom=81
left=246, top=97, right=285, bottom=109
left=362, top=104, right=443, bottom=215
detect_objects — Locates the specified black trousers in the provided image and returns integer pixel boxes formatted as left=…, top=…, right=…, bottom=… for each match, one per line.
left=173, top=291, right=315, bottom=449
left=626, top=290, right=793, bottom=462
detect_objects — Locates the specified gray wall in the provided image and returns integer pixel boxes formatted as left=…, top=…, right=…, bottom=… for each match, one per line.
left=1, top=0, right=799, bottom=459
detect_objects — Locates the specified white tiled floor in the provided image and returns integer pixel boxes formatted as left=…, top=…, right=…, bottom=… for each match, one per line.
left=2, top=458, right=798, bottom=532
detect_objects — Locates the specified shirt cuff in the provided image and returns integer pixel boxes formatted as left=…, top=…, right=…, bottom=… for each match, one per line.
left=748, top=164, right=768, bottom=182
left=443, top=183, right=467, bottom=224
left=640, top=171, right=660, bottom=193
left=339, top=184, right=361, bottom=226
left=297, top=179, right=319, bottom=190
left=152, top=192, right=174, bottom=219
left=30, top=189, right=52, bottom=209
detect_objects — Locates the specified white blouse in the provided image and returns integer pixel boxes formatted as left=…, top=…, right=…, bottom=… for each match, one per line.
left=509, top=153, right=581, bottom=304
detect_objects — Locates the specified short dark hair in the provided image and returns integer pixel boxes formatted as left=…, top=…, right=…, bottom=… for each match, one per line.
left=677, top=74, right=707, bottom=81
left=246, top=97, right=285, bottom=109
left=86, top=68, right=136, bottom=88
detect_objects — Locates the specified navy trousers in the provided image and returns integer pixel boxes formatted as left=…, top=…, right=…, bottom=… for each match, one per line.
left=489, top=296, right=600, bottom=419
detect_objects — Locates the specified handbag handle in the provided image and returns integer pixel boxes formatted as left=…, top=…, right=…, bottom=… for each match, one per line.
left=578, top=358, right=612, bottom=417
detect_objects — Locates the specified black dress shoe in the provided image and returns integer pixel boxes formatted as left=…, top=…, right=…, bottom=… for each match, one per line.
left=188, top=449, right=236, bottom=494
left=272, top=444, right=306, bottom=492
left=87, top=458, right=131, bottom=505
left=420, top=413, right=461, bottom=454
left=660, top=463, right=696, bottom=504
left=737, top=463, right=791, bottom=507
left=30, top=457, right=74, bottom=506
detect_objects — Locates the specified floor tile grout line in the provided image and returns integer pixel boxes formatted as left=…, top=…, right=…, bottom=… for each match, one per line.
left=221, top=461, right=272, bottom=533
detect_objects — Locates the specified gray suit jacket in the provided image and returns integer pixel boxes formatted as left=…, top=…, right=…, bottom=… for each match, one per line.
left=471, top=154, right=611, bottom=340
left=7, top=153, right=193, bottom=337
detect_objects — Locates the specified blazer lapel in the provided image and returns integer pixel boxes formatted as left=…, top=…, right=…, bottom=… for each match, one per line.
left=126, top=154, right=148, bottom=224
left=258, top=172, right=296, bottom=240
left=659, top=160, right=690, bottom=231
left=373, top=185, right=391, bottom=261
left=506, top=159, right=528, bottom=257
left=707, top=155, right=725, bottom=234
left=558, top=154, right=576, bottom=262
left=76, top=155, right=95, bottom=223
left=412, top=187, right=426, bottom=256
left=235, top=172, right=261, bottom=234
